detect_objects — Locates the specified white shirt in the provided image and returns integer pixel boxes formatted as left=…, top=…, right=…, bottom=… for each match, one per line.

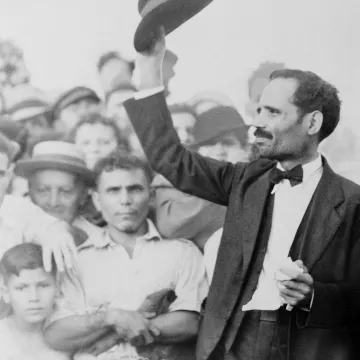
left=243, top=156, right=323, bottom=311
left=204, top=228, right=223, bottom=284
left=52, top=220, right=208, bottom=358
left=0, top=317, right=69, bottom=360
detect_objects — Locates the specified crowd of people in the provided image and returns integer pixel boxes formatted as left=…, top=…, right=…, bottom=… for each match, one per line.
left=0, top=23, right=359, bottom=360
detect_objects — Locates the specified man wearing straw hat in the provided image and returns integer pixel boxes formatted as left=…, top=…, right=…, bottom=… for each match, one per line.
left=15, top=141, right=103, bottom=246
left=0, top=133, right=78, bottom=273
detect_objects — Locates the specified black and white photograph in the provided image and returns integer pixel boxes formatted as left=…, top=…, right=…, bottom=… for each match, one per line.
left=0, top=0, right=359, bottom=359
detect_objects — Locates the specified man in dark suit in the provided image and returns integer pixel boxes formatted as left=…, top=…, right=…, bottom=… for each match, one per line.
left=124, top=29, right=360, bottom=360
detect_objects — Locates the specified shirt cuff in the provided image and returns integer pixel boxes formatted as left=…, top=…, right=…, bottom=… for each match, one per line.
left=134, top=86, right=165, bottom=100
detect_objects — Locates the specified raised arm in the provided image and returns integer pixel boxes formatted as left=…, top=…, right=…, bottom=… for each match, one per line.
left=124, top=28, right=247, bottom=207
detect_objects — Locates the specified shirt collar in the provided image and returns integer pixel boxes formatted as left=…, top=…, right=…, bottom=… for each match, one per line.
left=78, top=219, right=162, bottom=250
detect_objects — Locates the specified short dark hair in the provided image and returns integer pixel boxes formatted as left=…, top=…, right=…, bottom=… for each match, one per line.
left=0, top=243, right=56, bottom=283
left=93, top=153, right=153, bottom=188
left=68, top=112, right=130, bottom=153
left=270, top=69, right=341, bottom=142
left=248, top=61, right=285, bottom=97
left=97, top=51, right=135, bottom=73
left=169, top=103, right=198, bottom=123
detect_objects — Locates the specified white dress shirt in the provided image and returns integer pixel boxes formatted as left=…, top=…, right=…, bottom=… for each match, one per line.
left=243, top=156, right=323, bottom=311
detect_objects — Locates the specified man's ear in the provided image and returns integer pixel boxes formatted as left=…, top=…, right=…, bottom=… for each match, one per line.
left=307, top=110, right=323, bottom=137
left=91, top=191, right=102, bottom=212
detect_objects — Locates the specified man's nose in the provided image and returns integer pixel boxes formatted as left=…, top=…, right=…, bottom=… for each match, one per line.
left=28, top=286, right=40, bottom=302
left=119, top=190, right=131, bottom=205
left=48, top=190, right=60, bottom=207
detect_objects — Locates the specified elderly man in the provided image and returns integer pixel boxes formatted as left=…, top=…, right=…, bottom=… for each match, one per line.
left=15, top=141, right=103, bottom=245
left=0, top=133, right=77, bottom=272
left=44, top=153, right=208, bottom=360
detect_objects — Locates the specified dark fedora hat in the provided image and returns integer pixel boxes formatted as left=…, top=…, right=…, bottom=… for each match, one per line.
left=192, top=106, right=249, bottom=148
left=134, top=0, right=214, bottom=52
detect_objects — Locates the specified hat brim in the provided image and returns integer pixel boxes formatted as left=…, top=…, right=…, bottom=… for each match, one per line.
left=134, top=0, right=213, bottom=52
left=15, top=159, right=95, bottom=187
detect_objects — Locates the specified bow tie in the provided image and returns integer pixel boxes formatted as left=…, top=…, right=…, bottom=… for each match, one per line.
left=268, top=165, right=303, bottom=187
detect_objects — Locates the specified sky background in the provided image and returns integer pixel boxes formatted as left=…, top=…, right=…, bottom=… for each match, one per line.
left=0, top=0, right=359, bottom=130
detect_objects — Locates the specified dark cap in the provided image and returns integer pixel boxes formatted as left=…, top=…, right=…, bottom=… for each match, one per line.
left=193, top=106, right=248, bottom=147
left=50, top=86, right=100, bottom=123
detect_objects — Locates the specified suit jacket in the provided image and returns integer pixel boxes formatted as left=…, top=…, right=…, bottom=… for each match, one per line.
left=125, top=92, right=360, bottom=360
left=152, top=173, right=226, bottom=249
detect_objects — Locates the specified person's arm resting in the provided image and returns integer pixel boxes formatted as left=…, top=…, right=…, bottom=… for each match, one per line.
left=150, top=311, right=199, bottom=343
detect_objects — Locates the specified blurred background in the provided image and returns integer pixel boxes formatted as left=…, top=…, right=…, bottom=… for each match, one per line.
left=0, top=0, right=359, bottom=126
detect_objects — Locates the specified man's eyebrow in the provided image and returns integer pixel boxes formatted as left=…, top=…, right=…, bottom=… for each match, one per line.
left=263, top=105, right=281, bottom=113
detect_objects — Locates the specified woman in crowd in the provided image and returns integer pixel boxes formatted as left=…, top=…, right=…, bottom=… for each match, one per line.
left=68, top=112, right=130, bottom=170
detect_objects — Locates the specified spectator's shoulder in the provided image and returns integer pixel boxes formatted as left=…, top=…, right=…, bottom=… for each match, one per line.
left=159, top=237, right=203, bottom=257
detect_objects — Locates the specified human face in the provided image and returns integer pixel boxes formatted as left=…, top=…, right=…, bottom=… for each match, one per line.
left=100, top=59, right=133, bottom=93
left=29, top=169, right=86, bottom=224
left=93, top=168, right=152, bottom=234
left=172, top=112, right=197, bottom=147
left=197, top=132, right=248, bottom=163
left=252, top=78, right=310, bottom=161
left=58, top=99, right=100, bottom=133
left=75, top=123, right=119, bottom=169
left=106, top=90, right=134, bottom=131
left=3, top=268, right=57, bottom=326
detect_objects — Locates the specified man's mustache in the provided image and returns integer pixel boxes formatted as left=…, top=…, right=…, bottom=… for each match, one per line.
left=254, top=128, right=273, bottom=139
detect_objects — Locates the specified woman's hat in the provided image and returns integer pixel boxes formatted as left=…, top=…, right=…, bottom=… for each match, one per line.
left=134, top=0, right=214, bottom=52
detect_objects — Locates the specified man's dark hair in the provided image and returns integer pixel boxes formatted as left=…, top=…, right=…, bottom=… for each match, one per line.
left=270, top=69, right=341, bottom=142
left=68, top=112, right=130, bottom=153
left=93, top=153, right=153, bottom=188
left=0, top=243, right=56, bottom=283
left=105, top=84, right=137, bottom=104
left=169, top=103, right=198, bottom=123
left=97, top=51, right=135, bottom=73
left=248, top=61, right=285, bottom=98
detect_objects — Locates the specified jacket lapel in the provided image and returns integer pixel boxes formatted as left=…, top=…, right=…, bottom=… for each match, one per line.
left=294, top=160, right=344, bottom=271
left=240, top=170, right=273, bottom=276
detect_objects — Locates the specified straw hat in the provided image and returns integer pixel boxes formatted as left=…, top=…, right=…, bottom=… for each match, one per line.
left=15, top=141, right=94, bottom=185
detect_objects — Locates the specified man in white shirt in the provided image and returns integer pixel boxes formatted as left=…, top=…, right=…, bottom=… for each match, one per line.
left=0, top=132, right=78, bottom=273
left=44, top=152, right=208, bottom=359
left=122, top=28, right=360, bottom=360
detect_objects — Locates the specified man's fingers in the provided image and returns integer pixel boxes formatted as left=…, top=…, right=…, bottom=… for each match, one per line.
left=51, top=245, right=65, bottom=273
left=142, top=311, right=156, bottom=319
left=42, top=245, right=52, bottom=272
left=281, top=280, right=310, bottom=294
left=149, top=323, right=161, bottom=337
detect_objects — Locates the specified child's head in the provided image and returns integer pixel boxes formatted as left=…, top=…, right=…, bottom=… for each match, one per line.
left=0, top=243, right=57, bottom=325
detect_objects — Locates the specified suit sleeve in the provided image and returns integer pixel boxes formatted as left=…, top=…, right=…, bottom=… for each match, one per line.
left=124, top=92, right=244, bottom=206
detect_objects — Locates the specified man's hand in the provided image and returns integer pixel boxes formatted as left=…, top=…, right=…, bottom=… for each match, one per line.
left=277, top=260, right=314, bottom=308
left=39, top=222, right=79, bottom=273
left=135, top=26, right=166, bottom=90
left=106, top=309, right=160, bottom=348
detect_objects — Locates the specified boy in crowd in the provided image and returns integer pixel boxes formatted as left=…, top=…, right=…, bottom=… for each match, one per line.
left=0, top=243, right=69, bottom=359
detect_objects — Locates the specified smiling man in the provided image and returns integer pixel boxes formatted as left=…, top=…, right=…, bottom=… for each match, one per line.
left=44, top=153, right=207, bottom=360
left=122, top=29, right=360, bottom=360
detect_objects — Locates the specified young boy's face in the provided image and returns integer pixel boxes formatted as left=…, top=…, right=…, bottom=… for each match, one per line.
left=4, top=268, right=57, bottom=325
